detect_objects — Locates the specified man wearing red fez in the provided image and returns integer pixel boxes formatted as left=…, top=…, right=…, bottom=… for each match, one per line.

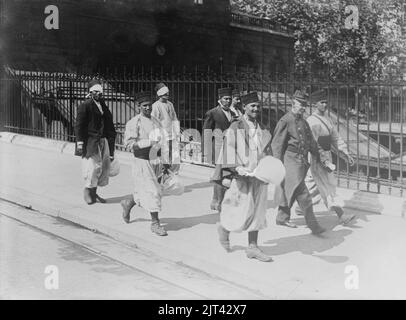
left=230, top=89, right=243, bottom=118
left=121, top=91, right=168, bottom=236
left=203, top=87, right=238, bottom=212
left=216, top=91, right=274, bottom=262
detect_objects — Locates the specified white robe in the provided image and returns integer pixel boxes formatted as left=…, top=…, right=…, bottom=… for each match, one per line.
left=124, top=114, right=163, bottom=212
left=306, top=113, right=350, bottom=209
left=220, top=116, right=272, bottom=232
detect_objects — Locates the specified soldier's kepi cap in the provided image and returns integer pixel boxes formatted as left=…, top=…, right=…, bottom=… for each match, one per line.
left=155, top=82, right=169, bottom=97
left=241, top=91, right=259, bottom=105
left=293, top=90, right=308, bottom=103
left=135, top=91, right=152, bottom=104
left=232, top=89, right=241, bottom=98
left=218, top=87, right=232, bottom=98
left=315, top=99, right=327, bottom=106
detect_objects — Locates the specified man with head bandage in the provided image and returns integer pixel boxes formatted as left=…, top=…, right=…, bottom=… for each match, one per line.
left=75, top=79, right=117, bottom=205
left=151, top=83, right=180, bottom=171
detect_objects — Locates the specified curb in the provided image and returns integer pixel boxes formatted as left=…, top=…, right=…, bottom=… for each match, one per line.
left=0, top=184, right=274, bottom=298
left=1, top=132, right=405, bottom=218
left=0, top=200, right=265, bottom=299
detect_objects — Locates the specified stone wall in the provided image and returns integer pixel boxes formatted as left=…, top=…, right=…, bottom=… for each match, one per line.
left=1, top=0, right=293, bottom=73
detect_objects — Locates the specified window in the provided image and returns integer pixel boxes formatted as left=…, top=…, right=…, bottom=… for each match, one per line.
left=194, top=0, right=203, bottom=5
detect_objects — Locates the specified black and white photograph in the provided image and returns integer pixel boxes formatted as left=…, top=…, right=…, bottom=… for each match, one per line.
left=0, top=0, right=406, bottom=303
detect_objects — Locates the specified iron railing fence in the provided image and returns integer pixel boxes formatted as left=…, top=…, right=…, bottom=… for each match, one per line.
left=1, top=68, right=405, bottom=197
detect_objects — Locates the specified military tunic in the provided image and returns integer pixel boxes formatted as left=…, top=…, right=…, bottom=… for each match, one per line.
left=271, top=112, right=321, bottom=228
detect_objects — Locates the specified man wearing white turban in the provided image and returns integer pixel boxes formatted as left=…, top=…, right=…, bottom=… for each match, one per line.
left=151, top=83, right=180, bottom=171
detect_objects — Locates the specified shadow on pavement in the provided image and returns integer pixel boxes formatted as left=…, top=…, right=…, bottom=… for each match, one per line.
left=231, top=228, right=352, bottom=262
left=182, top=181, right=213, bottom=193
left=160, top=213, right=219, bottom=231
left=104, top=194, right=133, bottom=204
left=104, top=181, right=212, bottom=203
left=291, top=212, right=340, bottom=229
left=261, top=228, right=352, bottom=258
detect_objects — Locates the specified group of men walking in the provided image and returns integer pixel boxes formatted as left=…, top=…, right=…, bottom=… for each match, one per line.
left=75, top=80, right=355, bottom=262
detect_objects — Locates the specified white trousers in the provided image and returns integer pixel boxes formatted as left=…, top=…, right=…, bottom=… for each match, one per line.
left=132, top=157, right=162, bottom=213
left=82, top=138, right=111, bottom=188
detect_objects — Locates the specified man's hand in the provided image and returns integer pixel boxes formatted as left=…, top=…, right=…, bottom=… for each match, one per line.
left=109, top=156, right=114, bottom=162
left=347, top=155, right=355, bottom=166
left=236, top=166, right=250, bottom=176
left=76, top=141, right=84, bottom=157
left=137, top=139, right=152, bottom=149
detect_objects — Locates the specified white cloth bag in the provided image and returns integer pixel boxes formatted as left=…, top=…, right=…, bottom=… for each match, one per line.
left=109, top=158, right=120, bottom=177
left=161, top=170, right=184, bottom=196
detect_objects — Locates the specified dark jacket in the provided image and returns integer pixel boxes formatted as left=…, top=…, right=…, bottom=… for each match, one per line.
left=75, top=98, right=116, bottom=159
left=271, top=111, right=318, bottom=207
left=202, top=105, right=238, bottom=164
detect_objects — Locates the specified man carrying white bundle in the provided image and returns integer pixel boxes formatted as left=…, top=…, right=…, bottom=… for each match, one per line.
left=121, top=91, right=167, bottom=236
left=216, top=91, right=284, bottom=262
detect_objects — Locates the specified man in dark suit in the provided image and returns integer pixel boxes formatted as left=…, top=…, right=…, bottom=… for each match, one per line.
left=203, top=87, right=238, bottom=212
left=75, top=79, right=117, bottom=205
left=230, top=89, right=243, bottom=118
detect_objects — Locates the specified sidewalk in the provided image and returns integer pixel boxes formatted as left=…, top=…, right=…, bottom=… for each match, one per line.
left=1, top=133, right=406, bottom=299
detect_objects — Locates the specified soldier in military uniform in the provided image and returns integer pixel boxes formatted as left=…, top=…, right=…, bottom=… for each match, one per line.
left=271, top=94, right=326, bottom=234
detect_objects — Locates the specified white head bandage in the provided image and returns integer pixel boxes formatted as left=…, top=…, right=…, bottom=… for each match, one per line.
left=157, top=86, right=169, bottom=97
left=89, top=84, right=103, bottom=93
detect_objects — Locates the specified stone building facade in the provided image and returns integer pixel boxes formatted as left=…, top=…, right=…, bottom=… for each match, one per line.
left=0, top=0, right=294, bottom=74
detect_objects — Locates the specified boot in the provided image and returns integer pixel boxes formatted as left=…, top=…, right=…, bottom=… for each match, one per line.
left=210, top=202, right=221, bottom=212
left=276, top=206, right=297, bottom=228
left=151, top=221, right=168, bottom=236
left=295, top=205, right=304, bottom=216
left=92, top=187, right=106, bottom=203
left=217, top=224, right=231, bottom=252
left=311, top=225, right=326, bottom=235
left=120, top=198, right=136, bottom=224
left=303, top=205, right=326, bottom=235
left=246, top=245, right=273, bottom=262
left=83, top=188, right=95, bottom=205
left=337, top=211, right=355, bottom=225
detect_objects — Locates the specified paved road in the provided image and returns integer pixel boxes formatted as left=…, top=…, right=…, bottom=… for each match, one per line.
left=0, top=214, right=201, bottom=299
left=1, top=141, right=406, bottom=299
